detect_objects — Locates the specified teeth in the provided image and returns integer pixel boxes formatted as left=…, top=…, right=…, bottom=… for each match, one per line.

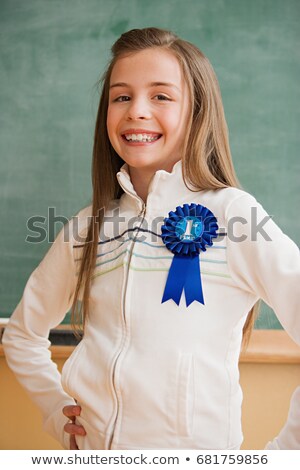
left=124, top=133, right=160, bottom=142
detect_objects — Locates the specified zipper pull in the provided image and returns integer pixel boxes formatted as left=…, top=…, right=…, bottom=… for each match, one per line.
left=138, top=203, right=146, bottom=218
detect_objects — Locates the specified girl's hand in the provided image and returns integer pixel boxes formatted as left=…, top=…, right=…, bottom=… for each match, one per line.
left=63, top=405, right=86, bottom=450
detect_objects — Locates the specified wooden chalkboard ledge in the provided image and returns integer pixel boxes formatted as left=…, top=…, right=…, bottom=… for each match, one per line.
left=239, top=330, right=300, bottom=364
left=0, top=329, right=299, bottom=364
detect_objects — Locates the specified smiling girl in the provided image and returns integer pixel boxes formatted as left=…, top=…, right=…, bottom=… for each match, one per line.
left=3, top=27, right=300, bottom=450
left=106, top=47, right=191, bottom=202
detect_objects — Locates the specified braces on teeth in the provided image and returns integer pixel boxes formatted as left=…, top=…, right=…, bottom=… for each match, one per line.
left=124, top=133, right=160, bottom=142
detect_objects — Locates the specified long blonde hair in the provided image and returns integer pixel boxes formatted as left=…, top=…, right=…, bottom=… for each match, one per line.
left=71, top=27, right=260, bottom=347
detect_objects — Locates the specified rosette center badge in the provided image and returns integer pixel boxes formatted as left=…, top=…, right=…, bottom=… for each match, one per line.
left=175, top=216, right=204, bottom=241
left=161, top=203, right=219, bottom=306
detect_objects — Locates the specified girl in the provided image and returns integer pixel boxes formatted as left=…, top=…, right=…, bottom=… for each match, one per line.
left=3, top=27, right=300, bottom=450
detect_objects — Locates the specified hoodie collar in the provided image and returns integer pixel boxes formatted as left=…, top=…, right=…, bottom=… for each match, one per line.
left=116, top=159, right=201, bottom=217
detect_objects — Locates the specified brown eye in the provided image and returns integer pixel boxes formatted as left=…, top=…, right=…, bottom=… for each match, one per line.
left=114, top=96, right=130, bottom=102
left=155, top=95, right=170, bottom=101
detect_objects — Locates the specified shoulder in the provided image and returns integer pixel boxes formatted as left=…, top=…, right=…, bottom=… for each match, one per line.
left=67, top=199, right=120, bottom=246
left=214, top=186, right=257, bottom=212
left=197, top=186, right=259, bottom=222
left=68, top=204, right=92, bottom=244
left=213, top=187, right=284, bottom=242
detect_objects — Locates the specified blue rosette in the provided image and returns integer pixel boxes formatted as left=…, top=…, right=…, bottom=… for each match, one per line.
left=161, top=203, right=219, bottom=306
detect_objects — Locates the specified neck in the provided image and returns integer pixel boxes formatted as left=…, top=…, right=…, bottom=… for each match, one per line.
left=128, top=167, right=153, bottom=203
left=128, top=159, right=182, bottom=203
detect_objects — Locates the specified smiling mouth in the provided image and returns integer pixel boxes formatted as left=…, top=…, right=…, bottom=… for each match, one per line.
left=121, top=133, right=162, bottom=144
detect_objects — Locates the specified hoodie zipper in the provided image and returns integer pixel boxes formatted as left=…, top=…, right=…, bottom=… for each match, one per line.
left=107, top=201, right=146, bottom=450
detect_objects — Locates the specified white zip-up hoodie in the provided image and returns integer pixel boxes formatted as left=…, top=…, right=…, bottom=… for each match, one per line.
left=2, top=160, right=300, bottom=450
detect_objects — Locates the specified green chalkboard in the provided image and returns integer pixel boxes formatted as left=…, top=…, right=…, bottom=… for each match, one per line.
left=1, top=0, right=299, bottom=329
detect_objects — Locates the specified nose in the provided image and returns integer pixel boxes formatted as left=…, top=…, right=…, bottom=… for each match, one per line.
left=126, top=96, right=151, bottom=121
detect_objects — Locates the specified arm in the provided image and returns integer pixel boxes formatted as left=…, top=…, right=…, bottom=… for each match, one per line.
left=226, top=193, right=300, bottom=449
left=2, top=214, right=81, bottom=449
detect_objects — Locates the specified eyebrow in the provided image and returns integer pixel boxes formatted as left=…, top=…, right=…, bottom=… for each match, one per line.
left=109, top=81, right=180, bottom=91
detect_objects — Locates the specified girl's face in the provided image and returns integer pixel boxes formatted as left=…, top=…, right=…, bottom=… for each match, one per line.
left=107, top=48, right=191, bottom=174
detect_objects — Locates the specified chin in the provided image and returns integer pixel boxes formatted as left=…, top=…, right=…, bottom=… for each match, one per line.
left=123, top=156, right=162, bottom=170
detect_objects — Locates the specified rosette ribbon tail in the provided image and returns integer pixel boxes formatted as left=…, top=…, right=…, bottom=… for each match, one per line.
left=161, top=254, right=204, bottom=307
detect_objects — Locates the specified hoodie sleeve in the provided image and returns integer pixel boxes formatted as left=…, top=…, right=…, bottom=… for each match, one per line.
left=264, top=386, right=300, bottom=449
left=226, top=192, right=300, bottom=449
left=2, top=213, right=82, bottom=449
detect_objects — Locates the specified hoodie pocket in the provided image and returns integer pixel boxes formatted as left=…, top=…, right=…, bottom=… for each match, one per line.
left=175, top=352, right=195, bottom=437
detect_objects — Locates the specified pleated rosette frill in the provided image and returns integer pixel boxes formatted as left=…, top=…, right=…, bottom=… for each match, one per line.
left=161, top=203, right=219, bottom=306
